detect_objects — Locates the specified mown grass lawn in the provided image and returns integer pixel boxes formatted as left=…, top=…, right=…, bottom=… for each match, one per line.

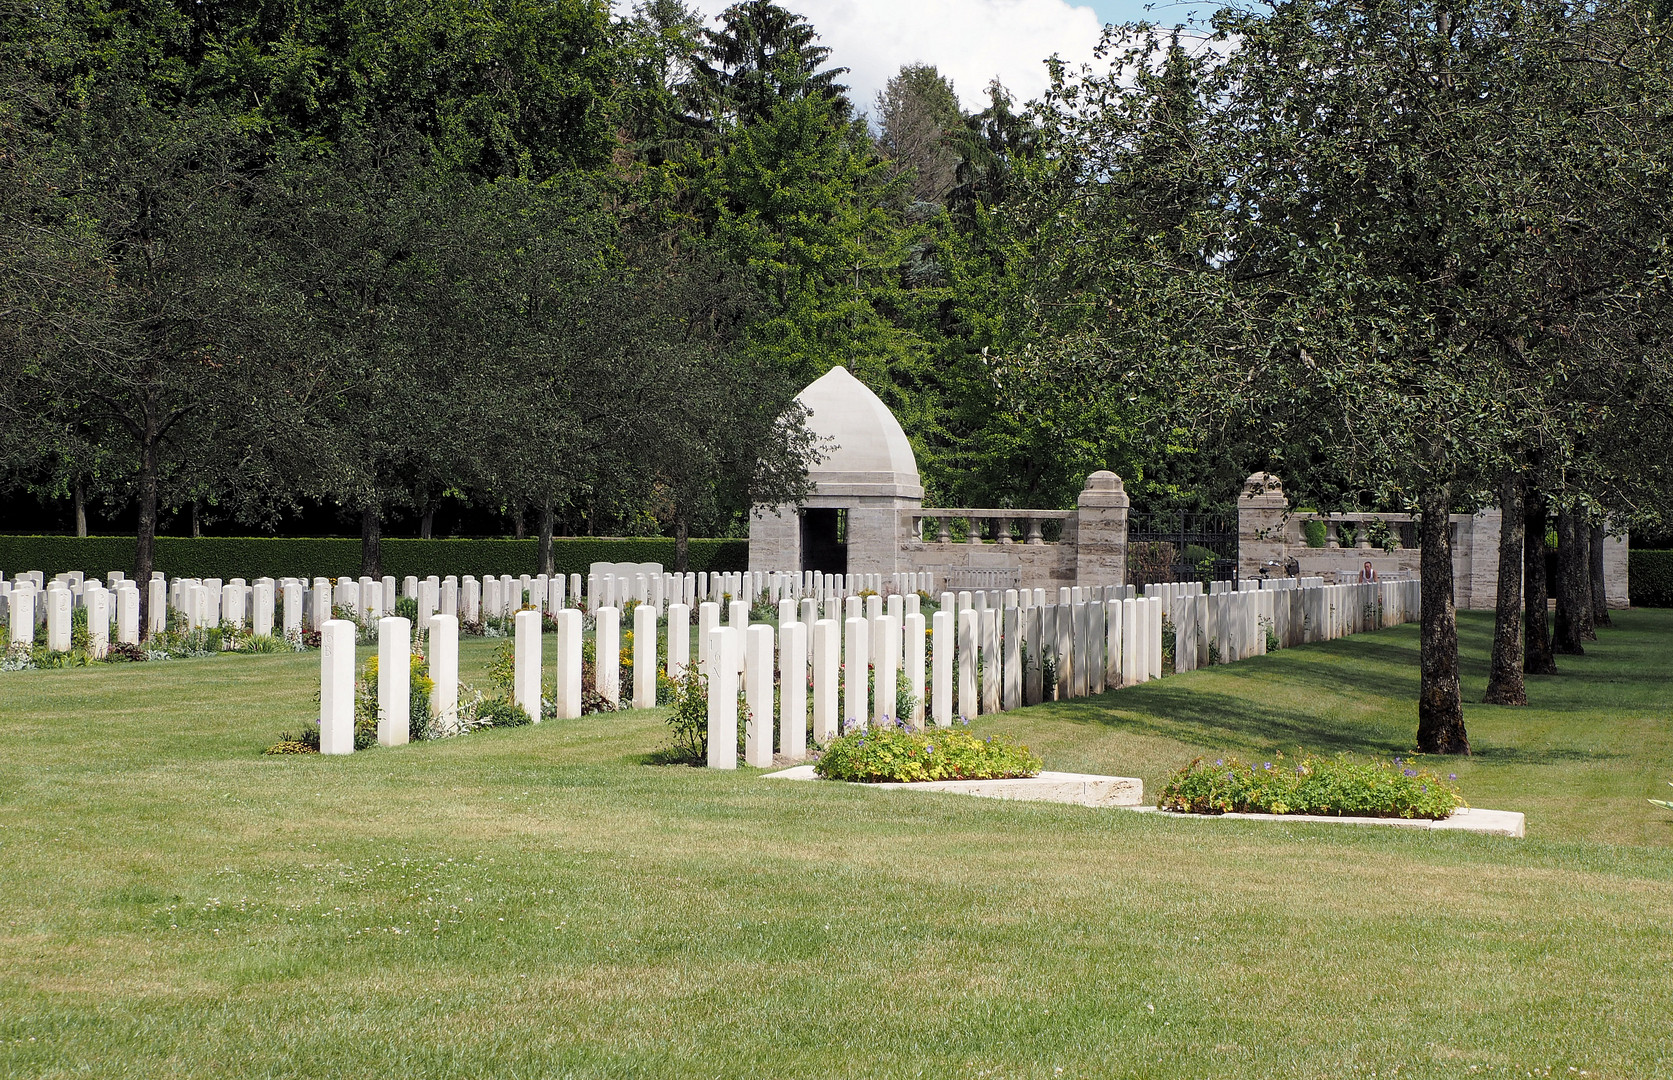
left=0, top=610, right=1669, bottom=1078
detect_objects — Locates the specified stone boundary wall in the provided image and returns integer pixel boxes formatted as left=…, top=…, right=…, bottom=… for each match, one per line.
left=1236, top=473, right=1629, bottom=611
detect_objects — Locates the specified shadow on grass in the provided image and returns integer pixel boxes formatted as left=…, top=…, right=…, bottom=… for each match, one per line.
left=630, top=748, right=703, bottom=767
left=1468, top=744, right=1625, bottom=765
left=1045, top=684, right=1413, bottom=757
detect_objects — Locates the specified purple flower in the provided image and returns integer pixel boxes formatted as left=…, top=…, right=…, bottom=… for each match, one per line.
left=1403, top=768, right=1417, bottom=777
left=1394, top=757, right=1403, bottom=765
left=1214, top=759, right=1223, bottom=766
left=1263, top=762, right=1272, bottom=770
left=926, top=745, right=933, bottom=754
left=1448, top=773, right=1457, bottom=780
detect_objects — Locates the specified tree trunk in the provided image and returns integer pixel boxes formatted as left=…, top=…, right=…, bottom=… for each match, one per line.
left=133, top=437, right=158, bottom=641
left=513, top=509, right=526, bottom=540
left=674, top=514, right=690, bottom=574
left=419, top=505, right=434, bottom=541
left=1553, top=507, right=1586, bottom=655
left=1483, top=472, right=1525, bottom=705
left=1576, top=521, right=1596, bottom=642
left=1589, top=521, right=1611, bottom=628
left=1523, top=487, right=1557, bottom=675
left=73, top=480, right=87, bottom=538
left=360, top=504, right=382, bottom=579
left=1416, top=485, right=1469, bottom=754
left=189, top=500, right=201, bottom=538
left=538, top=500, right=555, bottom=577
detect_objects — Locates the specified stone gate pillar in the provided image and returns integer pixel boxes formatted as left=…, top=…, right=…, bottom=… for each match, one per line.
left=1075, top=471, right=1130, bottom=588
left=1239, top=472, right=1289, bottom=578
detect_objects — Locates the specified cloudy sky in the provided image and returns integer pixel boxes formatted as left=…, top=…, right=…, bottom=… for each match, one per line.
left=678, top=0, right=1217, bottom=113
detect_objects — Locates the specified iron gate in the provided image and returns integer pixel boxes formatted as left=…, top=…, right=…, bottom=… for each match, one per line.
left=1126, top=511, right=1238, bottom=587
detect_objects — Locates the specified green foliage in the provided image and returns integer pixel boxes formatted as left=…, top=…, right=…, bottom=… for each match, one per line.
left=1157, top=754, right=1463, bottom=820
left=238, top=634, right=291, bottom=654
left=814, top=723, right=1041, bottom=783
left=659, top=666, right=711, bottom=764
left=1364, top=518, right=1398, bottom=553
left=262, top=738, right=318, bottom=755
left=265, top=725, right=320, bottom=754
left=484, top=639, right=516, bottom=697
left=1302, top=520, right=1328, bottom=548
left=0, top=536, right=748, bottom=582
left=1628, top=550, right=1673, bottom=607
left=473, top=698, right=533, bottom=728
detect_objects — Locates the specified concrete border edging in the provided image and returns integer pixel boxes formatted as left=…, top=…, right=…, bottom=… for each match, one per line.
left=1127, top=805, right=1526, bottom=838
left=764, top=765, right=1144, bottom=808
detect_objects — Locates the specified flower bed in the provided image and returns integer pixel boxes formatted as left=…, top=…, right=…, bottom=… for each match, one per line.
left=814, top=724, right=1041, bottom=784
left=1156, top=753, right=1463, bottom=820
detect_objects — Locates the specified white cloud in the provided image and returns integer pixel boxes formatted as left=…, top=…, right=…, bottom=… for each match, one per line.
left=683, top=0, right=1111, bottom=114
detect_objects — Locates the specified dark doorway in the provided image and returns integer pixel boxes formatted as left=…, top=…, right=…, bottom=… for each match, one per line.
left=801, top=508, right=847, bottom=576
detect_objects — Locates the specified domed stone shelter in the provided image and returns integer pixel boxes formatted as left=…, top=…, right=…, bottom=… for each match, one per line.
left=749, top=367, right=1133, bottom=592
left=748, top=366, right=925, bottom=579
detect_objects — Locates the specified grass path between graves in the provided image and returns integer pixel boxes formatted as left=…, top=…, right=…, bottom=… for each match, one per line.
left=0, top=610, right=1669, bottom=1079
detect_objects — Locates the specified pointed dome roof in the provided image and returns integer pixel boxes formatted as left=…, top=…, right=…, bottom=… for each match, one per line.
left=797, top=366, right=923, bottom=500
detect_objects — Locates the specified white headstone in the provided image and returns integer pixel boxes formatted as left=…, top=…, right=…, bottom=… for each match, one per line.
left=1002, top=606, right=1021, bottom=711
left=553, top=609, right=583, bottom=719
left=378, top=616, right=411, bottom=746
left=514, top=609, right=543, bottom=720
left=633, top=603, right=657, bottom=709
left=9, top=587, right=34, bottom=646
left=595, top=606, right=621, bottom=707
left=957, top=608, right=978, bottom=719
left=780, top=621, right=807, bottom=760
left=667, top=603, right=691, bottom=679
left=428, top=614, right=459, bottom=735
left=86, top=586, right=109, bottom=658
left=812, top=619, right=840, bottom=743
left=319, top=620, right=356, bottom=755
left=873, top=614, right=899, bottom=725
left=116, top=585, right=141, bottom=645
left=904, top=611, right=927, bottom=728
left=843, top=616, right=868, bottom=731
left=743, top=624, right=775, bottom=767
left=706, top=626, right=740, bottom=769
left=45, top=587, right=72, bottom=652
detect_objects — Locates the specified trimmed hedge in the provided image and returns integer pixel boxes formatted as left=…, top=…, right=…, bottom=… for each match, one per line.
left=1629, top=549, right=1673, bottom=608
left=0, top=535, right=749, bottom=581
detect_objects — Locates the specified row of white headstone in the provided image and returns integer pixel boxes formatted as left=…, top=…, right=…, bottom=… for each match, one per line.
left=584, top=568, right=936, bottom=614
left=694, top=577, right=1423, bottom=768
left=0, top=562, right=943, bottom=654
left=1, top=572, right=144, bottom=655
left=312, top=576, right=1420, bottom=759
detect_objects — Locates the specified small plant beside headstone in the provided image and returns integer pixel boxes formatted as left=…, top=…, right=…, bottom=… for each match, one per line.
left=815, top=721, right=1041, bottom=783
left=1157, top=752, right=1463, bottom=819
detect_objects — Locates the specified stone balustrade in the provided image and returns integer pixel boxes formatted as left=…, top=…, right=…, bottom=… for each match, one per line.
left=908, top=509, right=1075, bottom=546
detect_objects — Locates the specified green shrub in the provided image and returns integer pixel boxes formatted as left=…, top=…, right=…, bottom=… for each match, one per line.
left=1302, top=520, right=1328, bottom=548
left=0, top=535, right=749, bottom=581
left=266, top=725, right=320, bottom=754
left=659, top=667, right=710, bottom=764
left=238, top=633, right=291, bottom=654
left=1629, top=550, right=1673, bottom=607
left=474, top=698, right=533, bottom=727
left=815, top=723, right=1042, bottom=783
left=1156, top=753, right=1463, bottom=819
left=263, top=739, right=318, bottom=755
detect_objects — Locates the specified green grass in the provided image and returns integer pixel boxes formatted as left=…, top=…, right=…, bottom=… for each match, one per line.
left=0, top=612, right=1669, bottom=1078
